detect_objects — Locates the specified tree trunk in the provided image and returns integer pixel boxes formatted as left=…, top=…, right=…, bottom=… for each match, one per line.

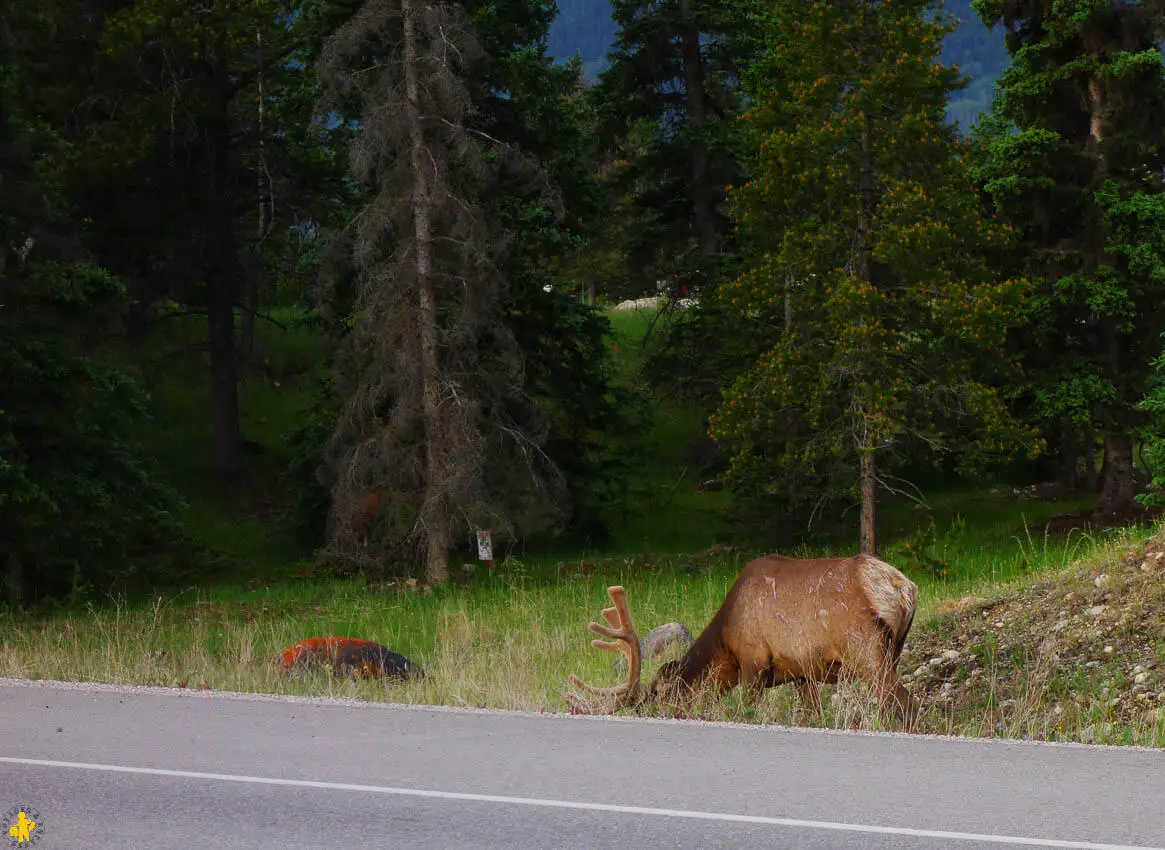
left=1097, top=431, right=1136, bottom=514
left=1084, top=427, right=1099, bottom=490
left=404, top=0, right=450, bottom=585
left=1086, top=65, right=1132, bottom=517
left=208, top=260, right=243, bottom=480
left=783, top=274, right=793, bottom=330
left=5, top=561, right=27, bottom=610
left=1059, top=420, right=1079, bottom=490
left=856, top=113, right=877, bottom=556
left=240, top=24, right=268, bottom=367
left=860, top=451, right=876, bottom=555
left=678, top=0, right=717, bottom=258
left=206, top=79, right=243, bottom=480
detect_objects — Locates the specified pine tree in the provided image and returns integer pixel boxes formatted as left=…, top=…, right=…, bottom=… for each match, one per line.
left=711, top=0, right=1036, bottom=552
left=973, top=0, right=1165, bottom=516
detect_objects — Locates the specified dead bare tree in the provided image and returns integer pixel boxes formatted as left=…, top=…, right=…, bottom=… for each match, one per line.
left=317, top=0, right=562, bottom=584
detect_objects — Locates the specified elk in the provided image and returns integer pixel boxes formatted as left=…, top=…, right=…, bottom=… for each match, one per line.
left=566, top=553, right=919, bottom=729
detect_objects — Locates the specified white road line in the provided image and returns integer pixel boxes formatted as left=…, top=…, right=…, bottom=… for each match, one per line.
left=2, top=757, right=1160, bottom=849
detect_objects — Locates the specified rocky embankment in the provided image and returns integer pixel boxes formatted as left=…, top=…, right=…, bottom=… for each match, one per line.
left=902, top=529, right=1165, bottom=742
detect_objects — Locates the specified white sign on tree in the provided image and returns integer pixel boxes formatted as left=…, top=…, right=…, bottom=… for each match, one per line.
left=476, top=530, right=493, bottom=566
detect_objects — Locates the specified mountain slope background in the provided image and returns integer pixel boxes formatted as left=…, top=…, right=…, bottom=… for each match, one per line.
left=546, top=0, right=1010, bottom=127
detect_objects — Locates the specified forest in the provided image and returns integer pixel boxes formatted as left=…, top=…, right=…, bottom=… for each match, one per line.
left=4, top=0, right=1165, bottom=741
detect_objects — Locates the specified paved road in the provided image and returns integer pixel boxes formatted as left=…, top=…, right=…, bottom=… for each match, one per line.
left=1, top=678, right=1163, bottom=849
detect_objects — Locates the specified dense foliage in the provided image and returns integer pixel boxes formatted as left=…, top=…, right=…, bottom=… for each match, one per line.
left=2, top=9, right=197, bottom=605
left=547, top=0, right=1011, bottom=126
left=973, top=0, right=1165, bottom=514
left=4, top=0, right=1165, bottom=604
left=0, top=264, right=197, bottom=606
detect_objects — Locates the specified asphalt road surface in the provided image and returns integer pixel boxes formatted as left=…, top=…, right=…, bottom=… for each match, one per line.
left=1, top=678, right=1164, bottom=849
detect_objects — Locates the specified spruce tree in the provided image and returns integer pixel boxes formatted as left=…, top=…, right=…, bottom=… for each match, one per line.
left=973, top=0, right=1165, bottom=516
left=591, top=0, right=753, bottom=294
left=319, top=0, right=577, bottom=582
left=711, top=0, right=1036, bottom=551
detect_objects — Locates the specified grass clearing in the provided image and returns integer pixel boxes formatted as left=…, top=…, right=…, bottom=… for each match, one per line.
left=595, top=305, right=731, bottom=554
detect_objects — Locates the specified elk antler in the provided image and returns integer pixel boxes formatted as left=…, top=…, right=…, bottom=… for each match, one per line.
left=565, top=585, right=642, bottom=714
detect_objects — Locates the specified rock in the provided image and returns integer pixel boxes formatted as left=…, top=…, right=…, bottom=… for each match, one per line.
left=1087, top=605, right=1107, bottom=617
left=1079, top=722, right=1113, bottom=744
left=953, top=596, right=989, bottom=612
left=1135, top=672, right=1150, bottom=685
left=1133, top=664, right=1145, bottom=675
left=1093, top=574, right=1111, bottom=590
left=617, top=622, right=694, bottom=669
left=642, top=622, right=693, bottom=660
left=1104, top=645, right=1114, bottom=655
left=1052, top=619, right=1069, bottom=632
left=613, top=296, right=663, bottom=312
left=1085, top=661, right=1099, bottom=668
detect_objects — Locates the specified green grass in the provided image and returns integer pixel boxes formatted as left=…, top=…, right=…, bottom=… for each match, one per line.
left=15, top=300, right=1163, bottom=745
left=598, top=306, right=730, bottom=554
left=2, top=518, right=1161, bottom=746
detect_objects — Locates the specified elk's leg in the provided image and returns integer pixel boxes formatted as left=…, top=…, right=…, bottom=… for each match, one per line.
left=796, top=680, right=824, bottom=719
left=844, top=628, right=916, bottom=732
left=738, top=660, right=770, bottom=706
left=871, top=656, right=918, bottom=732
left=883, top=668, right=919, bottom=732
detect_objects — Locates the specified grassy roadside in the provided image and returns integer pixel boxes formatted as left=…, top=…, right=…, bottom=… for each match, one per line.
left=3, top=511, right=1161, bottom=746
left=9, top=301, right=1162, bottom=747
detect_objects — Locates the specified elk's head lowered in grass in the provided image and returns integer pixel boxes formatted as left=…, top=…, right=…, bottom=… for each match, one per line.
left=566, top=553, right=920, bottom=729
